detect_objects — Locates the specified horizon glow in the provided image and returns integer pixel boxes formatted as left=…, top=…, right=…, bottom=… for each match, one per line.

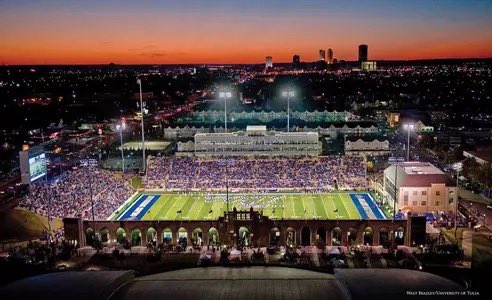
left=0, top=0, right=491, bottom=65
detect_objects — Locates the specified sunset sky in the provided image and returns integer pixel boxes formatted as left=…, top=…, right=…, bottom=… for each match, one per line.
left=1, top=0, right=491, bottom=65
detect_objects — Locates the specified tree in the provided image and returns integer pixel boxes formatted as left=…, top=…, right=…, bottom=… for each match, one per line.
left=462, top=157, right=479, bottom=179
left=448, top=147, right=464, bottom=163
left=418, top=134, right=435, bottom=150
left=479, top=163, right=492, bottom=188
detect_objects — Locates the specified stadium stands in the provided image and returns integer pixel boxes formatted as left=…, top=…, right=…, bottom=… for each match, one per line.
left=18, top=168, right=134, bottom=220
left=145, top=156, right=367, bottom=191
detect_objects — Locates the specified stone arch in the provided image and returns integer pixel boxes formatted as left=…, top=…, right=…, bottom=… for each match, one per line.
left=395, top=227, right=405, bottom=246
left=238, top=226, right=250, bottom=247
left=379, top=227, right=390, bottom=248
left=301, top=227, right=311, bottom=246
left=286, top=227, right=296, bottom=246
left=208, top=227, right=219, bottom=245
left=348, top=227, right=358, bottom=246
left=363, top=227, right=373, bottom=246
left=192, top=227, right=203, bottom=246
left=146, top=227, right=157, bottom=244
left=178, top=227, right=188, bottom=249
left=131, top=228, right=142, bottom=246
left=162, top=228, right=172, bottom=244
left=331, top=227, right=342, bottom=246
left=116, top=227, right=126, bottom=244
left=269, top=227, right=280, bottom=246
left=100, top=227, right=110, bottom=243
left=316, top=227, right=326, bottom=245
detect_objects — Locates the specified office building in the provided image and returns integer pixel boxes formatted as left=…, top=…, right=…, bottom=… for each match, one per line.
left=358, top=44, right=368, bottom=62
left=361, top=61, right=376, bottom=71
left=292, top=54, right=300, bottom=66
left=265, top=56, right=273, bottom=69
left=327, top=48, right=334, bottom=64
left=318, top=49, right=326, bottom=61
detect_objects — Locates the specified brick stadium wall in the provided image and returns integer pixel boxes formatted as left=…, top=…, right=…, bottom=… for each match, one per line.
left=65, top=212, right=411, bottom=248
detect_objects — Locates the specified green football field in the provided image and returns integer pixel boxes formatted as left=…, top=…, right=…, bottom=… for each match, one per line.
left=110, top=192, right=387, bottom=221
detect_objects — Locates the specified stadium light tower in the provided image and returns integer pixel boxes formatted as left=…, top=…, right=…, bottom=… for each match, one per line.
left=219, top=91, right=232, bottom=132
left=453, top=162, right=463, bottom=238
left=116, top=120, right=126, bottom=173
left=137, top=79, right=146, bottom=173
left=403, top=124, right=415, bottom=161
left=281, top=90, right=295, bottom=132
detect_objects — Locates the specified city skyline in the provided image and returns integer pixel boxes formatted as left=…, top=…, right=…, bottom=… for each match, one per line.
left=1, top=0, right=492, bottom=65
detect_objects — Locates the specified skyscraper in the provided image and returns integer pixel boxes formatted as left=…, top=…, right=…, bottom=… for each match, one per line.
left=318, top=49, right=326, bottom=61
left=358, top=44, right=368, bottom=62
left=265, top=56, right=273, bottom=69
left=327, top=48, right=334, bottom=64
left=292, top=54, right=300, bottom=66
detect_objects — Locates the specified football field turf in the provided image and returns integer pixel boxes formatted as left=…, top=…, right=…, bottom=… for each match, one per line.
left=110, top=192, right=386, bottom=221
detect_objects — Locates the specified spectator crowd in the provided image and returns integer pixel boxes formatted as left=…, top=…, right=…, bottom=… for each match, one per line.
left=145, top=156, right=367, bottom=191
left=18, top=167, right=134, bottom=220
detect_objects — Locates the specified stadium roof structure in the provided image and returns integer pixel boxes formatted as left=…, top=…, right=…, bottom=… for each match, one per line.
left=1, top=267, right=464, bottom=300
left=384, top=162, right=455, bottom=187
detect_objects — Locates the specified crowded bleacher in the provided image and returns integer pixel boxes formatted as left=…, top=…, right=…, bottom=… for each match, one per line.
left=17, top=156, right=366, bottom=220
left=145, top=156, right=367, bottom=191
left=18, top=168, right=134, bottom=220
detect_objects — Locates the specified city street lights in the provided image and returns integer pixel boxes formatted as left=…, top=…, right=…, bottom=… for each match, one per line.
left=453, top=162, right=463, bottom=238
left=116, top=121, right=126, bottom=173
left=219, top=91, right=232, bottom=132
left=281, top=90, right=295, bottom=132
left=136, top=79, right=146, bottom=173
left=403, top=124, right=415, bottom=161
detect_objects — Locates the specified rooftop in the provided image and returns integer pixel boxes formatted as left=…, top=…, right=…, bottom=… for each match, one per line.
left=384, top=162, right=455, bottom=187
left=0, top=267, right=464, bottom=300
left=400, top=162, right=444, bottom=175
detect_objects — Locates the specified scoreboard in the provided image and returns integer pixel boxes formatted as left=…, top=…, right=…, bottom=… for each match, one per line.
left=19, top=146, right=47, bottom=185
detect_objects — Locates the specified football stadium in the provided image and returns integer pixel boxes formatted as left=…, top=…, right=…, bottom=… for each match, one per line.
left=110, top=192, right=388, bottom=221
left=61, top=154, right=414, bottom=249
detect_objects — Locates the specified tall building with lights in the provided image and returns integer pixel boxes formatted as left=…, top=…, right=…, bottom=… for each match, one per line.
left=292, top=54, right=300, bottom=66
left=358, top=44, right=368, bottom=62
left=265, top=56, right=273, bottom=69
left=327, top=48, right=334, bottom=64
left=318, top=49, right=326, bottom=61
